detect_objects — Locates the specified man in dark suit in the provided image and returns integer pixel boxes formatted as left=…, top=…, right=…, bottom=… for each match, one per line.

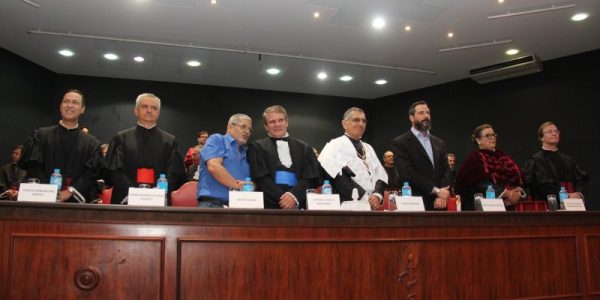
left=391, top=101, right=450, bottom=210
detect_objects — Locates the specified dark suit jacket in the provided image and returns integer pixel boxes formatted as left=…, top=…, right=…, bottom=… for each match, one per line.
left=391, top=130, right=449, bottom=210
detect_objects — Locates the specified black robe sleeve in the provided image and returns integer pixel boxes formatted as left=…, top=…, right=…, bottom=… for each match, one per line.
left=19, top=128, right=48, bottom=183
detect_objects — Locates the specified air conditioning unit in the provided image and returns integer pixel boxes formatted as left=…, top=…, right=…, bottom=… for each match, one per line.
left=469, top=55, right=543, bottom=84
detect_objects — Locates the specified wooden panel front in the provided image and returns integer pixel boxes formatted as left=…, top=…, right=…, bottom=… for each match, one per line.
left=587, top=235, right=600, bottom=298
left=7, top=234, right=164, bottom=300
left=179, top=240, right=400, bottom=299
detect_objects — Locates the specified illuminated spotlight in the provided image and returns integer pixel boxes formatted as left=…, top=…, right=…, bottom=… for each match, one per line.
left=104, top=53, right=119, bottom=60
left=313, top=12, right=320, bottom=18
left=134, top=56, right=145, bottom=62
left=187, top=60, right=201, bottom=67
left=317, top=72, right=327, bottom=80
left=58, top=49, right=74, bottom=57
left=404, top=25, right=411, bottom=32
left=372, top=17, right=386, bottom=30
left=505, top=48, right=519, bottom=55
left=374, top=79, right=387, bottom=85
left=210, top=0, right=217, bottom=4
left=571, top=13, right=589, bottom=21
left=339, top=75, right=353, bottom=81
left=447, top=32, right=454, bottom=38
left=266, top=68, right=281, bottom=75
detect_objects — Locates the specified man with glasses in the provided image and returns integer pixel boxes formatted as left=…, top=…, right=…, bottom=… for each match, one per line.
left=247, top=105, right=321, bottom=209
left=197, top=113, right=253, bottom=208
left=391, top=101, right=450, bottom=210
left=105, top=93, right=187, bottom=204
left=318, top=107, right=387, bottom=210
left=524, top=121, right=589, bottom=203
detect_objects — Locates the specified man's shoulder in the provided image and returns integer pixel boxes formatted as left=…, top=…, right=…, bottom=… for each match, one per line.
left=156, top=127, right=177, bottom=141
left=36, top=124, right=59, bottom=134
left=392, top=131, right=413, bottom=143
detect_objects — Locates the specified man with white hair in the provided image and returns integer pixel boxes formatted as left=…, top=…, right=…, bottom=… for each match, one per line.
left=105, top=93, right=186, bottom=204
left=197, top=113, right=253, bottom=208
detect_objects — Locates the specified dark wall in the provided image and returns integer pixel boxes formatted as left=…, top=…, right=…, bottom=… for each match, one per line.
left=0, top=48, right=55, bottom=162
left=371, top=49, right=600, bottom=210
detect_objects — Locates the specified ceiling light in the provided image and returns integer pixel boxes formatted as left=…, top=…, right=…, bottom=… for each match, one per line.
left=571, top=13, right=589, bottom=21
left=313, top=12, right=320, bottom=18
left=317, top=72, right=327, bottom=80
left=134, top=56, right=145, bottom=62
left=374, top=79, right=387, bottom=85
left=103, top=53, right=119, bottom=60
left=404, top=25, right=411, bottom=32
left=505, top=48, right=519, bottom=55
left=58, top=49, right=74, bottom=57
left=372, top=17, right=386, bottom=30
left=339, top=75, right=353, bottom=82
left=210, top=0, right=217, bottom=4
left=266, top=68, right=280, bottom=75
left=498, top=0, right=504, bottom=3
left=187, top=60, right=201, bottom=67
left=447, top=32, right=454, bottom=38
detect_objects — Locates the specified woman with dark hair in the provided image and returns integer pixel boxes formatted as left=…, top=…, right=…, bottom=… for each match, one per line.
left=455, top=124, right=526, bottom=210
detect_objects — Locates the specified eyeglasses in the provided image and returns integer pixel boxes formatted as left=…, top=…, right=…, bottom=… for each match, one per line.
left=232, top=123, right=253, bottom=133
left=482, top=133, right=497, bottom=139
left=348, top=118, right=368, bottom=124
left=543, top=130, right=560, bottom=135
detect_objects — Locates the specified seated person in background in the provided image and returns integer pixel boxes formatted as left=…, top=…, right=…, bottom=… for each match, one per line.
left=382, top=150, right=400, bottom=190
left=446, top=153, right=457, bottom=185
left=184, top=131, right=209, bottom=168
left=455, top=124, right=525, bottom=210
left=100, top=143, right=109, bottom=157
left=247, top=105, right=321, bottom=210
left=523, top=122, right=589, bottom=203
left=20, top=89, right=103, bottom=203
left=188, top=145, right=201, bottom=181
left=0, top=145, right=27, bottom=200
left=318, top=107, right=387, bottom=210
left=105, top=93, right=186, bottom=204
left=197, top=114, right=252, bottom=208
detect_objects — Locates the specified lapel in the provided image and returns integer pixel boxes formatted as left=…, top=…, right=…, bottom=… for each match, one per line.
left=408, top=133, right=433, bottom=169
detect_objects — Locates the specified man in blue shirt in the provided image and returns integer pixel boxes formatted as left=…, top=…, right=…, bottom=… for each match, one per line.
left=197, top=114, right=253, bottom=207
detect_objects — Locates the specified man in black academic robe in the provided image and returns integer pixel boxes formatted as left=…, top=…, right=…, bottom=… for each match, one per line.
left=20, top=90, right=103, bottom=203
left=0, top=145, right=27, bottom=200
left=105, top=93, right=186, bottom=204
left=247, top=105, right=321, bottom=209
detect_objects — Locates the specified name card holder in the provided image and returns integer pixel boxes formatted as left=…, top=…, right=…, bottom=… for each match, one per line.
left=563, top=198, right=586, bottom=211
left=307, top=194, right=340, bottom=210
left=229, top=191, right=264, bottom=209
left=480, top=198, right=506, bottom=212
left=17, top=183, right=58, bottom=202
left=395, top=196, right=426, bottom=212
left=128, top=188, right=166, bottom=206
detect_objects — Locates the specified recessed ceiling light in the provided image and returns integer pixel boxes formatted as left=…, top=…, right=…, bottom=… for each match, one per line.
left=447, top=32, right=454, bottom=38
left=404, top=25, right=411, bottom=32
left=317, top=72, right=327, bottom=80
left=134, top=56, right=145, bottom=62
left=339, top=75, right=353, bottom=82
left=374, top=79, right=387, bottom=85
left=58, top=49, right=74, bottom=57
left=498, top=0, right=504, bottom=3
left=103, top=53, right=119, bottom=60
left=187, top=60, right=201, bottom=67
left=505, top=48, right=519, bottom=55
left=571, top=13, right=589, bottom=21
left=372, top=17, right=386, bottom=30
left=313, top=12, right=320, bottom=18
left=210, top=0, right=217, bottom=4
left=266, top=68, right=281, bottom=75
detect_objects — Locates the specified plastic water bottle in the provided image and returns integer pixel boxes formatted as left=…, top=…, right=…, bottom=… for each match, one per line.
left=486, top=185, right=495, bottom=199
left=559, top=186, right=568, bottom=210
left=321, top=180, right=332, bottom=194
left=50, top=168, right=62, bottom=190
left=156, top=173, right=168, bottom=194
left=242, top=177, right=255, bottom=192
left=401, top=182, right=412, bottom=197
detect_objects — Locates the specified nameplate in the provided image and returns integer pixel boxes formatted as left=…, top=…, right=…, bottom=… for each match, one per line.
left=340, top=200, right=371, bottom=211
left=563, top=198, right=586, bottom=211
left=481, top=198, right=506, bottom=212
left=17, top=183, right=58, bottom=202
left=396, top=196, right=425, bottom=212
left=128, top=188, right=166, bottom=206
left=307, top=194, right=340, bottom=210
left=229, top=191, right=264, bottom=209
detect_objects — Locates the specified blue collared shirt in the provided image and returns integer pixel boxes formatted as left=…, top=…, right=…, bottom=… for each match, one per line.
left=411, top=127, right=434, bottom=167
left=197, top=133, right=250, bottom=202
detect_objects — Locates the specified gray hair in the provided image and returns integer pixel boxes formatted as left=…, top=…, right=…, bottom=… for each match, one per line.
left=262, top=105, right=288, bottom=125
left=135, top=93, right=161, bottom=110
left=228, top=113, right=252, bottom=125
left=342, top=107, right=365, bottom=121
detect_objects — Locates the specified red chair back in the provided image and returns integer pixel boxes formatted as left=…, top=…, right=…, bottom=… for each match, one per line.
left=171, top=181, right=199, bottom=207
left=100, top=188, right=113, bottom=205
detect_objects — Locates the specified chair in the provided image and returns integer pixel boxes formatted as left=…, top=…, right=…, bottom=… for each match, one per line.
left=171, top=181, right=199, bottom=207
left=99, top=187, right=113, bottom=205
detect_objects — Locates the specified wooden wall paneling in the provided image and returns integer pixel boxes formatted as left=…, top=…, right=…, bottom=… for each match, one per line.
left=585, top=235, right=600, bottom=298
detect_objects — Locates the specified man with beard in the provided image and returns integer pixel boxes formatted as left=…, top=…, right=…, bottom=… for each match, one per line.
left=391, top=101, right=450, bottom=210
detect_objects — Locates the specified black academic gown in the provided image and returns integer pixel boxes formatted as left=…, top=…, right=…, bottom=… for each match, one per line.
left=247, top=137, right=322, bottom=209
left=20, top=124, right=103, bottom=202
left=0, top=163, right=27, bottom=193
left=105, top=125, right=186, bottom=204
